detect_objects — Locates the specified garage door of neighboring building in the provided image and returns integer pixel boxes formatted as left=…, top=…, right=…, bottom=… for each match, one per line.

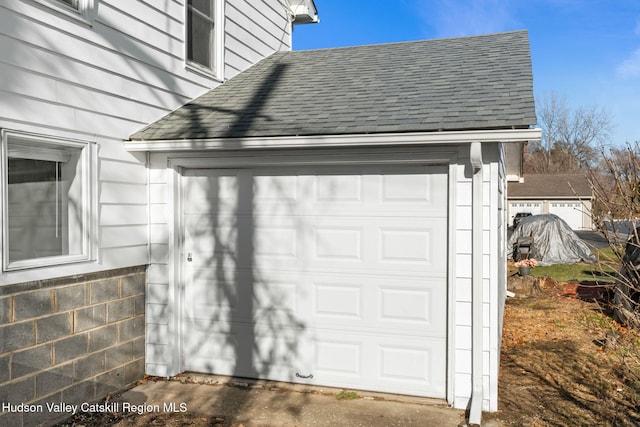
left=549, top=202, right=583, bottom=230
left=509, top=202, right=542, bottom=226
left=181, top=164, right=448, bottom=398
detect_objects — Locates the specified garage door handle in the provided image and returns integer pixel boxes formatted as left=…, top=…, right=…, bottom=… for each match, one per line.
left=187, top=253, right=192, bottom=262
left=296, top=372, right=313, bottom=379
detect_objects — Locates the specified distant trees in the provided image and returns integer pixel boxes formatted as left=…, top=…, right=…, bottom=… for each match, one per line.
left=525, top=92, right=614, bottom=173
left=589, top=142, right=640, bottom=220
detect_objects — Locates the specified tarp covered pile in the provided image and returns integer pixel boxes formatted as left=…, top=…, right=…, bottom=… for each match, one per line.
left=508, top=214, right=596, bottom=266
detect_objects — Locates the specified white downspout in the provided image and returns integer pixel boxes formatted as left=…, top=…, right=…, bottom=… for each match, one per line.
left=469, top=141, right=484, bottom=426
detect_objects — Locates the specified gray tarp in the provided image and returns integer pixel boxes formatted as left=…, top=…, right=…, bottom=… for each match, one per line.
left=508, top=214, right=596, bottom=266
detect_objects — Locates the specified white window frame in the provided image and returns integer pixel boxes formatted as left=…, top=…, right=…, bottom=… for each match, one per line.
left=30, top=0, right=98, bottom=25
left=1, top=130, right=97, bottom=271
left=185, top=0, right=224, bottom=79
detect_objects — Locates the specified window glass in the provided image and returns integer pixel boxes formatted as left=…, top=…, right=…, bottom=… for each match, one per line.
left=4, top=134, right=89, bottom=268
left=187, top=0, right=215, bottom=69
left=58, top=0, right=79, bottom=8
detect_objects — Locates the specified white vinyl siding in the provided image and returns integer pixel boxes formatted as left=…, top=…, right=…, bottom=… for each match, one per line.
left=30, top=0, right=97, bottom=24
left=225, top=0, right=292, bottom=78
left=0, top=0, right=292, bottom=137
left=0, top=0, right=293, bottom=284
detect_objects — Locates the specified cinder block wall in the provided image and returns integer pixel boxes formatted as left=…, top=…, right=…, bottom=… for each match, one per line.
left=0, top=266, right=146, bottom=426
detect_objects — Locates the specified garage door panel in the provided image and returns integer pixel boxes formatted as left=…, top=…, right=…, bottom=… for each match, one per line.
left=307, top=218, right=448, bottom=274
left=255, top=225, right=299, bottom=259
left=306, top=275, right=446, bottom=335
left=186, top=322, right=313, bottom=381
left=315, top=174, right=362, bottom=202
left=380, top=286, right=435, bottom=324
left=185, top=330, right=236, bottom=370
left=254, top=174, right=298, bottom=201
left=381, top=173, right=437, bottom=203
left=377, top=338, right=446, bottom=388
left=549, top=203, right=583, bottom=229
left=313, top=226, right=363, bottom=261
left=309, top=331, right=446, bottom=397
left=379, top=226, right=441, bottom=267
left=190, top=270, right=306, bottom=323
left=184, top=173, right=241, bottom=215
left=314, top=339, right=363, bottom=377
left=183, top=165, right=448, bottom=399
left=189, top=270, right=446, bottom=335
left=312, top=282, right=362, bottom=319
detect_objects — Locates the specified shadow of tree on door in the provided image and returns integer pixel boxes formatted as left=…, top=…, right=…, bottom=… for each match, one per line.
left=181, top=61, right=313, bottom=421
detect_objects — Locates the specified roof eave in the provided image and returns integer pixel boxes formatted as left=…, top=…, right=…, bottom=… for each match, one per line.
left=508, top=195, right=594, bottom=200
left=125, top=128, right=541, bottom=152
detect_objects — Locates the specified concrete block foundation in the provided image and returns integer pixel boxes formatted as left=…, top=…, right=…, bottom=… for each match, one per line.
left=0, top=266, right=146, bottom=426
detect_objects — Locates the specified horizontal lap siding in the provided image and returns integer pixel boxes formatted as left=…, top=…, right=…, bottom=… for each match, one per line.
left=0, top=0, right=201, bottom=285
left=225, top=0, right=292, bottom=78
left=1, top=0, right=292, bottom=286
left=146, top=155, right=172, bottom=376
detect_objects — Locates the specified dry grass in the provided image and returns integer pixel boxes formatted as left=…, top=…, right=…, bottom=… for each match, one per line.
left=488, top=282, right=640, bottom=426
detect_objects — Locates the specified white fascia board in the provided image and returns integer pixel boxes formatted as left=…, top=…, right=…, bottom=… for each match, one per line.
left=125, top=128, right=542, bottom=152
left=509, top=196, right=594, bottom=200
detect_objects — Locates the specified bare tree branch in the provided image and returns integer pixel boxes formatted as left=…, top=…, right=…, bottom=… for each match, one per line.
left=527, top=91, right=613, bottom=173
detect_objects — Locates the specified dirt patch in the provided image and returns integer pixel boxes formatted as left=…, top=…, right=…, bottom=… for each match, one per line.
left=56, top=411, right=225, bottom=426
left=487, top=277, right=640, bottom=426
left=56, top=278, right=640, bottom=427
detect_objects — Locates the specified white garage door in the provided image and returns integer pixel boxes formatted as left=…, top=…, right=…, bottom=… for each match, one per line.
left=181, top=165, right=448, bottom=398
left=549, top=202, right=583, bottom=230
left=509, top=202, right=542, bottom=226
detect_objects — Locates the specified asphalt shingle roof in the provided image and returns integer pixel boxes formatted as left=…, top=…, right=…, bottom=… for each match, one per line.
left=508, top=174, right=593, bottom=198
left=130, top=30, right=536, bottom=141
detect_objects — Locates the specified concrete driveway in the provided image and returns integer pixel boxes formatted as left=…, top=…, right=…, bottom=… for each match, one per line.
left=574, top=230, right=610, bottom=249
left=120, top=374, right=470, bottom=426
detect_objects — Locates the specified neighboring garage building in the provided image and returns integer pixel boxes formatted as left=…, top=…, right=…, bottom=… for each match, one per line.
left=126, top=31, right=540, bottom=414
left=508, top=174, right=593, bottom=230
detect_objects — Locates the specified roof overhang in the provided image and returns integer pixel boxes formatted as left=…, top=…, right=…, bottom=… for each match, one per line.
left=125, top=128, right=541, bottom=152
left=286, top=0, right=318, bottom=24
left=508, top=195, right=594, bottom=201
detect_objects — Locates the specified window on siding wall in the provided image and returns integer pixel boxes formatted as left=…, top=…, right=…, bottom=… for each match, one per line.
left=187, top=0, right=222, bottom=76
left=1, top=131, right=95, bottom=271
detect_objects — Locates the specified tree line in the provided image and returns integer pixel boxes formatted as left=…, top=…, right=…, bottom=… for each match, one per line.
left=528, top=91, right=640, bottom=220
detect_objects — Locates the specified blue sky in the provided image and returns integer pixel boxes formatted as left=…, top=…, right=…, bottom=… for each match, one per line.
left=292, top=1, right=640, bottom=146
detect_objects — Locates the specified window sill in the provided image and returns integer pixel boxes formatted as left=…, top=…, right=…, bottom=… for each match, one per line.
left=28, top=0, right=97, bottom=27
left=185, top=61, right=223, bottom=83
left=4, top=255, right=95, bottom=272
